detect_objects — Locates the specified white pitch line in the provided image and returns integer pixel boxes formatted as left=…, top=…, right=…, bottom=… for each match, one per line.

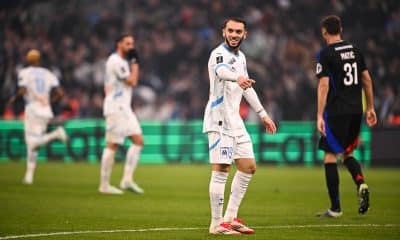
left=0, top=224, right=398, bottom=239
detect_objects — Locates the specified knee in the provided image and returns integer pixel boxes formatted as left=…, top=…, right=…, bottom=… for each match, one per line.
left=249, top=165, right=256, bottom=174
left=242, top=164, right=256, bottom=174
left=132, top=135, right=144, bottom=147
left=136, top=138, right=144, bottom=147
left=324, top=153, right=337, bottom=164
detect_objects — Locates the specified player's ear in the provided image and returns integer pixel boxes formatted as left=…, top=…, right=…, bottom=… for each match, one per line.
left=243, top=31, right=248, bottom=40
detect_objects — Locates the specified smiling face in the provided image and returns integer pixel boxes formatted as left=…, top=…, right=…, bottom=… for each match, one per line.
left=222, top=19, right=247, bottom=50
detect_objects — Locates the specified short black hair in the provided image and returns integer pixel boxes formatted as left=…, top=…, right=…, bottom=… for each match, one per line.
left=115, top=34, right=133, bottom=46
left=223, top=17, right=247, bottom=29
left=320, top=15, right=342, bottom=35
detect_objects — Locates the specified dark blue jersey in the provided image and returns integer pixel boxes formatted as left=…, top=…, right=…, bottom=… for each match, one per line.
left=316, top=40, right=367, bottom=115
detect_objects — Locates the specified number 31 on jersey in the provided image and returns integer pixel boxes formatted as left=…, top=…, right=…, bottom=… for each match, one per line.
left=343, top=62, right=358, bottom=86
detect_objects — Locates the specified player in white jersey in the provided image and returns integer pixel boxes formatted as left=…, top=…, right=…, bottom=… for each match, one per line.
left=98, top=34, right=144, bottom=195
left=203, top=18, right=277, bottom=235
left=8, top=49, right=68, bottom=184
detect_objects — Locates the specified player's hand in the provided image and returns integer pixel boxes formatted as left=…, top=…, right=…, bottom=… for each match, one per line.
left=317, top=116, right=326, bottom=137
left=237, top=76, right=255, bottom=90
left=127, top=48, right=140, bottom=64
left=262, top=116, right=277, bottom=134
left=365, top=108, right=377, bottom=127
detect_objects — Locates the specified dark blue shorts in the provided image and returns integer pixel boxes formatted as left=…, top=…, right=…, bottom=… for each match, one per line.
left=318, top=113, right=362, bottom=154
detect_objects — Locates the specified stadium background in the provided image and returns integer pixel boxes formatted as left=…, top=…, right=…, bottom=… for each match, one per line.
left=0, top=1, right=399, bottom=239
left=1, top=0, right=399, bottom=165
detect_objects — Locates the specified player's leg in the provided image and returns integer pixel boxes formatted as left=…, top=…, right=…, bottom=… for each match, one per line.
left=119, top=111, right=144, bottom=193
left=316, top=152, right=343, bottom=217
left=99, top=115, right=123, bottom=194
left=23, top=146, right=38, bottom=185
left=316, top=115, right=344, bottom=217
left=30, top=122, right=67, bottom=150
left=342, top=152, right=365, bottom=190
left=208, top=132, right=238, bottom=234
left=341, top=114, right=369, bottom=214
left=342, top=151, right=370, bottom=214
left=22, top=115, right=47, bottom=184
left=223, top=134, right=255, bottom=234
left=99, top=142, right=122, bottom=194
left=120, top=134, right=144, bottom=194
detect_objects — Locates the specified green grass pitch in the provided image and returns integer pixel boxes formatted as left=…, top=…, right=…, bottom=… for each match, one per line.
left=0, top=162, right=399, bottom=239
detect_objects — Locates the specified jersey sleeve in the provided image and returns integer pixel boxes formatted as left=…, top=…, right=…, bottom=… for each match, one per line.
left=114, top=60, right=130, bottom=81
left=244, top=55, right=249, bottom=78
left=316, top=49, right=330, bottom=79
left=212, top=51, right=240, bottom=81
left=17, top=70, right=28, bottom=87
left=357, top=50, right=367, bottom=72
left=49, top=72, right=60, bottom=88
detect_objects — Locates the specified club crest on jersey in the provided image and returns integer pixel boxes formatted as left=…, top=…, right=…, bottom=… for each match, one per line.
left=316, top=63, right=322, bottom=74
left=228, top=58, right=236, bottom=65
left=216, top=56, right=223, bottom=64
left=121, top=66, right=126, bottom=73
left=220, top=147, right=233, bottom=161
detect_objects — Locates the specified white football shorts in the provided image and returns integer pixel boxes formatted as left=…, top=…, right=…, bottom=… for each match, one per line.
left=24, top=111, right=50, bottom=149
left=208, top=131, right=254, bottom=165
left=105, top=105, right=142, bottom=144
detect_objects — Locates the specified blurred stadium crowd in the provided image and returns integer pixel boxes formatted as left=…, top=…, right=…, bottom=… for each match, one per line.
left=1, top=0, right=399, bottom=125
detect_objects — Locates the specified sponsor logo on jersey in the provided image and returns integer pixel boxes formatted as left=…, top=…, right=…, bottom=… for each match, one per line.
left=216, top=56, right=223, bottom=64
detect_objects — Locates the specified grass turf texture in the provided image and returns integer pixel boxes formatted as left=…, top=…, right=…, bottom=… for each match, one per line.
left=0, top=162, right=399, bottom=239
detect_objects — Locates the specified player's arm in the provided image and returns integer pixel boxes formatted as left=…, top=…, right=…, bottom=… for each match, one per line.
left=243, top=88, right=277, bottom=134
left=361, top=70, right=377, bottom=127
left=124, top=49, right=140, bottom=87
left=317, top=77, right=329, bottom=136
left=50, top=87, right=64, bottom=103
left=7, top=87, right=26, bottom=106
left=213, top=53, right=254, bottom=89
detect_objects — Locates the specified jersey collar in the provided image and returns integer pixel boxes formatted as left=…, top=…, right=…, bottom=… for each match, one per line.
left=221, top=43, right=239, bottom=57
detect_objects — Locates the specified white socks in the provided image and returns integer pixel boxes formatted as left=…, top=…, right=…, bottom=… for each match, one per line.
left=24, top=149, right=38, bottom=183
left=122, top=144, right=142, bottom=183
left=209, top=171, right=228, bottom=228
left=100, top=148, right=115, bottom=188
left=224, top=171, right=253, bottom=222
left=209, top=170, right=253, bottom=227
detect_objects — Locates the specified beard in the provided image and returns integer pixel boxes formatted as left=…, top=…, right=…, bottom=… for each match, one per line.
left=224, top=36, right=244, bottom=50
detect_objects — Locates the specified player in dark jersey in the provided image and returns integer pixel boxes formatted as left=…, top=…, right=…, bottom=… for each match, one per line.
left=315, top=15, right=377, bottom=218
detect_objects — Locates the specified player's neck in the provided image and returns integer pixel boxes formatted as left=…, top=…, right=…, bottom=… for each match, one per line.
left=223, top=42, right=239, bottom=54
left=326, top=35, right=342, bottom=45
left=117, top=49, right=126, bottom=59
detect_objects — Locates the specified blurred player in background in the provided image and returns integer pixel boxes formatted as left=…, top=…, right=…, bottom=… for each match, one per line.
left=316, top=15, right=377, bottom=218
left=203, top=18, right=277, bottom=234
left=8, top=49, right=68, bottom=184
left=99, top=34, right=144, bottom=195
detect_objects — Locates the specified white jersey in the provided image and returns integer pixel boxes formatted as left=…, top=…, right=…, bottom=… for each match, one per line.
left=203, top=43, right=249, bottom=137
left=103, top=53, right=132, bottom=116
left=18, top=66, right=59, bottom=119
